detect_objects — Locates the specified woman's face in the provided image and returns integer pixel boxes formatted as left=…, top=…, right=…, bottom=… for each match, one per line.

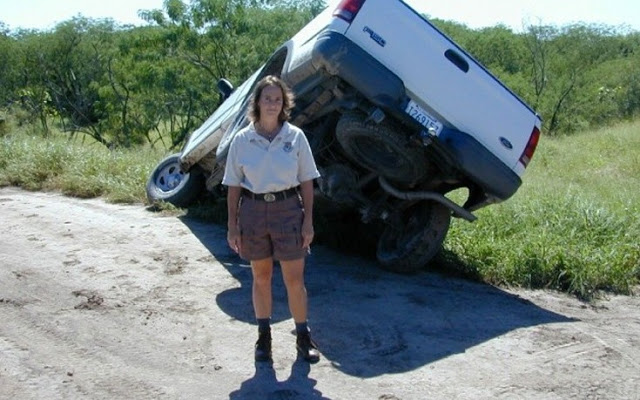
left=258, top=84, right=284, bottom=121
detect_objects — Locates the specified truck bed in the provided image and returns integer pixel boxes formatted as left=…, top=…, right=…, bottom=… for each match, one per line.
left=340, top=0, right=541, bottom=176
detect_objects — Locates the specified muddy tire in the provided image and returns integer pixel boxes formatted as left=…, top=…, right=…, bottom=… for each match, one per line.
left=146, top=153, right=204, bottom=207
left=376, top=201, right=451, bottom=274
left=336, top=112, right=426, bottom=185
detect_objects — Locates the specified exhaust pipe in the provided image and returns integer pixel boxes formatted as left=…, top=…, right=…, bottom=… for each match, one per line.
left=379, top=177, right=477, bottom=222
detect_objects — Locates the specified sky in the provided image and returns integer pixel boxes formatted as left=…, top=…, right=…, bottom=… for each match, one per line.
left=1, top=0, right=639, bottom=33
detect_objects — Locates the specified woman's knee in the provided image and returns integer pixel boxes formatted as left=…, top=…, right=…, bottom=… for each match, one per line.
left=252, top=259, right=273, bottom=286
left=280, top=259, right=305, bottom=289
left=284, top=276, right=305, bottom=293
left=254, top=274, right=272, bottom=289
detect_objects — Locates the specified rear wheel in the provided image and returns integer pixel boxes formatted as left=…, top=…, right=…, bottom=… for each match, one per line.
left=336, top=112, right=426, bottom=185
left=146, top=153, right=204, bottom=207
left=376, top=201, right=451, bottom=274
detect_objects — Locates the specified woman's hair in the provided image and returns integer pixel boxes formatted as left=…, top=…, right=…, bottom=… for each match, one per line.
left=247, top=75, right=295, bottom=123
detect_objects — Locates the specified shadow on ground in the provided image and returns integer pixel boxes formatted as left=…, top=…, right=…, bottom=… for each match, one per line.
left=180, top=216, right=575, bottom=379
left=228, top=359, right=330, bottom=400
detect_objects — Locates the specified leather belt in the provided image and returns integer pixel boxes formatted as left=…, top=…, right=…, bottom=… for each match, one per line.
left=242, top=187, right=299, bottom=202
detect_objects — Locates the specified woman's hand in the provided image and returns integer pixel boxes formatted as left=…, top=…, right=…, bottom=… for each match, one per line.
left=227, top=225, right=241, bottom=253
left=301, top=219, right=314, bottom=251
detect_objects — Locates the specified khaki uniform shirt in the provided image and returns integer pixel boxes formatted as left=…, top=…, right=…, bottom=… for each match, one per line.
left=222, top=121, right=320, bottom=193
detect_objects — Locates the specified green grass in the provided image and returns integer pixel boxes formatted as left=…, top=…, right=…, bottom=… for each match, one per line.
left=440, top=120, right=640, bottom=299
left=1, top=117, right=638, bottom=300
left=0, top=125, right=164, bottom=204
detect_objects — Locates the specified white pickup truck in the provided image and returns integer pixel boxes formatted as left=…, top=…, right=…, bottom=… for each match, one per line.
left=146, top=0, right=542, bottom=273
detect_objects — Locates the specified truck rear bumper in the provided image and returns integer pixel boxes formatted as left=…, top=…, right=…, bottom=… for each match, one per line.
left=439, top=128, right=522, bottom=203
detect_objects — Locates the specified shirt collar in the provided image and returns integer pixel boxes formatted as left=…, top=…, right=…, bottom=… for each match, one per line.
left=247, top=121, right=291, bottom=143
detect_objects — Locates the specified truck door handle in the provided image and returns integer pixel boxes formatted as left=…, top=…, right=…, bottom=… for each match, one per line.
left=444, top=49, right=469, bottom=73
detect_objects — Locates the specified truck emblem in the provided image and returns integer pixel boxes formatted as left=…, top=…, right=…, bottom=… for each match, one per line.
left=363, top=26, right=386, bottom=47
left=499, top=137, right=513, bottom=150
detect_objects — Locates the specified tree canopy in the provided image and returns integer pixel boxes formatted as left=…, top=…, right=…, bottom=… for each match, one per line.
left=1, top=0, right=638, bottom=148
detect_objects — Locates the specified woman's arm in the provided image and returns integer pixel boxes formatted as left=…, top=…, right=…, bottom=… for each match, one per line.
left=226, top=185, right=242, bottom=253
left=299, top=179, right=314, bottom=250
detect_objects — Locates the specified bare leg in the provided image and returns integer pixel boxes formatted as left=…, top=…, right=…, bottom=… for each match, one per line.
left=251, top=257, right=274, bottom=319
left=280, top=258, right=307, bottom=323
left=281, top=257, right=319, bottom=362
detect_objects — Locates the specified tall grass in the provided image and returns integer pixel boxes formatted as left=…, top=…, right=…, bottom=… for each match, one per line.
left=0, top=125, right=165, bottom=204
left=441, top=120, right=640, bottom=299
left=1, top=117, right=638, bottom=299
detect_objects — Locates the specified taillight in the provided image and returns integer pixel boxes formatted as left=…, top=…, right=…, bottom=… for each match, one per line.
left=333, top=0, right=366, bottom=23
left=520, top=126, right=540, bottom=167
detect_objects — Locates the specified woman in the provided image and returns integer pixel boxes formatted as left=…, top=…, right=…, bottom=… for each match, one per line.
left=222, top=75, right=321, bottom=363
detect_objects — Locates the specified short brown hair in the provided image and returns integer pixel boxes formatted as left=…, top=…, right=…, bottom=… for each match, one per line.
left=247, top=75, right=295, bottom=123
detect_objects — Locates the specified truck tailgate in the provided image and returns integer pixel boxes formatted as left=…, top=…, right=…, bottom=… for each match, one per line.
left=343, top=0, right=541, bottom=173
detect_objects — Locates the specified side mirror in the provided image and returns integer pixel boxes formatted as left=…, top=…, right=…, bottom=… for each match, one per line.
left=217, top=79, right=234, bottom=100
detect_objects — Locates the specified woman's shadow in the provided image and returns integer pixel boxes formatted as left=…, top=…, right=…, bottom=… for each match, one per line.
left=229, top=358, right=330, bottom=400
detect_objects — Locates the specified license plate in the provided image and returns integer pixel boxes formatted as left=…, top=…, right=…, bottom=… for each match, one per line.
left=405, top=100, right=443, bottom=135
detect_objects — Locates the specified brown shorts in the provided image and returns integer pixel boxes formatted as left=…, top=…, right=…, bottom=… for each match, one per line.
left=238, top=195, right=306, bottom=261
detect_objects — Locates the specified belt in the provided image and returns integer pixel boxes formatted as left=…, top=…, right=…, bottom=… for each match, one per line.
left=242, top=187, right=299, bottom=202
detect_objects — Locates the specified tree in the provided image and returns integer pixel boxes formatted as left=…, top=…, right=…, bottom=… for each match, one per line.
left=0, top=24, right=20, bottom=107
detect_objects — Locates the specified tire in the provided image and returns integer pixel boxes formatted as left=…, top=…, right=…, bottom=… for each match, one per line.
left=336, top=112, right=426, bottom=185
left=376, top=201, right=451, bottom=274
left=146, top=153, right=204, bottom=207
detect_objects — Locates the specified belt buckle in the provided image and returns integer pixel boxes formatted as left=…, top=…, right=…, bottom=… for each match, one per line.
left=263, top=193, right=276, bottom=202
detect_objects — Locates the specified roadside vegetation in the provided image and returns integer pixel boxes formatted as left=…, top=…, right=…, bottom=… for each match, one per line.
left=1, top=0, right=639, bottom=300
left=442, top=120, right=640, bottom=299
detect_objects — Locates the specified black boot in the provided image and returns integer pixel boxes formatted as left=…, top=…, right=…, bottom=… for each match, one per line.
left=296, top=331, right=320, bottom=363
left=255, top=330, right=272, bottom=362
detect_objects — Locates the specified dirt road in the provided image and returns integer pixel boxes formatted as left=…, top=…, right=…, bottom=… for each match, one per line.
left=1, top=187, right=639, bottom=400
